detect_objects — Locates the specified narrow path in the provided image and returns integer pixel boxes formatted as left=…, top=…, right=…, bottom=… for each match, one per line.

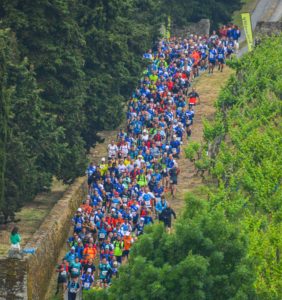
left=172, top=67, right=234, bottom=213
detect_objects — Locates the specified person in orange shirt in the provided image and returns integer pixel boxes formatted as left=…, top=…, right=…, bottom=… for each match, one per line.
left=191, top=50, right=200, bottom=77
left=122, top=231, right=133, bottom=263
left=81, top=197, right=92, bottom=215
left=83, top=242, right=97, bottom=260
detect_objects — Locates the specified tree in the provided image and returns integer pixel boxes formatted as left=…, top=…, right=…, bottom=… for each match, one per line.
left=0, top=29, right=64, bottom=221
left=87, top=195, right=255, bottom=300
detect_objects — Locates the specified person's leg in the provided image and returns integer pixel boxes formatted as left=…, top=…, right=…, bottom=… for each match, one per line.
left=221, top=61, right=224, bottom=72
left=68, top=292, right=76, bottom=300
left=55, top=279, right=60, bottom=295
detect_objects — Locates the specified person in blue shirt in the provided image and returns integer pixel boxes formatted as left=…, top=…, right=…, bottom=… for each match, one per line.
left=170, top=135, right=181, bottom=158
left=155, top=196, right=168, bottom=220
left=72, top=208, right=84, bottom=233
left=67, top=276, right=80, bottom=300
left=86, top=162, right=96, bottom=190
left=76, top=240, right=84, bottom=260
left=64, top=246, right=76, bottom=265
left=217, top=44, right=226, bottom=72
left=81, top=268, right=94, bottom=290
left=208, top=46, right=217, bottom=74
left=153, top=181, right=164, bottom=198
left=144, top=211, right=154, bottom=225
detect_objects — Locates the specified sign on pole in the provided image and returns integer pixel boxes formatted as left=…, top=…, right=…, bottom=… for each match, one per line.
left=241, top=12, right=254, bottom=51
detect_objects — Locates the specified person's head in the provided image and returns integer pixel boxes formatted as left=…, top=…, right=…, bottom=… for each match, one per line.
left=72, top=275, right=79, bottom=281
left=102, top=257, right=107, bottom=264
left=88, top=258, right=93, bottom=264
left=11, top=226, right=19, bottom=235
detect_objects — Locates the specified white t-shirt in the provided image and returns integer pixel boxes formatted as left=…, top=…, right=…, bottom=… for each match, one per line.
left=108, top=144, right=118, bottom=157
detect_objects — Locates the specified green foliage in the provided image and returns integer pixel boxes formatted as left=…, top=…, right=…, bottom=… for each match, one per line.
left=202, top=35, right=282, bottom=298
left=0, top=0, right=163, bottom=218
left=0, top=29, right=64, bottom=219
left=184, top=142, right=200, bottom=161
left=162, top=0, right=242, bottom=29
left=90, top=196, right=255, bottom=300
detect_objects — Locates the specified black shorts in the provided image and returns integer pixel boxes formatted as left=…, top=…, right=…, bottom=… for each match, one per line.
left=162, top=171, right=168, bottom=177
left=170, top=177, right=177, bottom=185
left=116, top=255, right=122, bottom=263
left=209, top=60, right=216, bottom=65
left=165, top=221, right=172, bottom=228
left=218, top=58, right=225, bottom=64
left=57, top=275, right=67, bottom=284
left=122, top=250, right=130, bottom=257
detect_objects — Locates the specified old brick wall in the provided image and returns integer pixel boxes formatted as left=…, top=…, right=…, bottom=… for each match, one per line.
left=0, top=176, right=87, bottom=300
left=171, top=19, right=210, bottom=37
left=0, top=258, right=28, bottom=300
left=25, top=177, right=87, bottom=300
left=256, top=21, right=282, bottom=35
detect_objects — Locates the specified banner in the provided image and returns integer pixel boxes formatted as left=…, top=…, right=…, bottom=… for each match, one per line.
left=241, top=12, right=253, bottom=51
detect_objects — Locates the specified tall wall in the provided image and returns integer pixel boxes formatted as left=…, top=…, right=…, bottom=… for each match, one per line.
left=256, top=21, right=282, bottom=35
left=0, top=177, right=87, bottom=300
left=171, top=19, right=210, bottom=37
left=0, top=258, right=27, bottom=300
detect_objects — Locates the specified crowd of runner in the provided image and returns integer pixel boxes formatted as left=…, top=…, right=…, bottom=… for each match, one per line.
left=56, top=25, right=240, bottom=299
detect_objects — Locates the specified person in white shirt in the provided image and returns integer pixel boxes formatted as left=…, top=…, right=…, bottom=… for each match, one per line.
left=108, top=141, right=118, bottom=159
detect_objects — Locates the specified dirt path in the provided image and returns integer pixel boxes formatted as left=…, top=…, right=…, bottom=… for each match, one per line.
left=171, top=67, right=234, bottom=214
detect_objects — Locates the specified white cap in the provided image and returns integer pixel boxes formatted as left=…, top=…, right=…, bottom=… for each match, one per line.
left=87, top=268, right=92, bottom=273
left=77, top=208, right=82, bottom=212
left=125, top=231, right=130, bottom=236
left=101, top=157, right=105, bottom=162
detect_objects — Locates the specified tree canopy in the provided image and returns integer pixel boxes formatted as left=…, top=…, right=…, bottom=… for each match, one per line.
left=0, top=0, right=244, bottom=220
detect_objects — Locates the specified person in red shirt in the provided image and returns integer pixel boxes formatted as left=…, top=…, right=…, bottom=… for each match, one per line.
left=166, top=78, right=174, bottom=91
left=56, top=258, right=69, bottom=295
left=188, top=87, right=200, bottom=108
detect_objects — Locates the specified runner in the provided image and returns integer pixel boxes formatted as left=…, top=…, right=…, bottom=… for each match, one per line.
left=160, top=202, right=176, bottom=234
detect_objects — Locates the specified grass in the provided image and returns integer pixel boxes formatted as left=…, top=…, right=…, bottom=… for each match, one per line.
left=0, top=178, right=67, bottom=257
left=170, top=67, right=235, bottom=216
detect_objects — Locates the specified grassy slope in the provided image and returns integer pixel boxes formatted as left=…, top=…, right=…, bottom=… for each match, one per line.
left=172, top=67, right=234, bottom=215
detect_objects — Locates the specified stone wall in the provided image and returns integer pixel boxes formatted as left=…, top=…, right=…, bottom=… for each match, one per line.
left=171, top=19, right=210, bottom=37
left=256, top=21, right=282, bottom=35
left=0, top=258, right=27, bottom=300
left=0, top=176, right=87, bottom=300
